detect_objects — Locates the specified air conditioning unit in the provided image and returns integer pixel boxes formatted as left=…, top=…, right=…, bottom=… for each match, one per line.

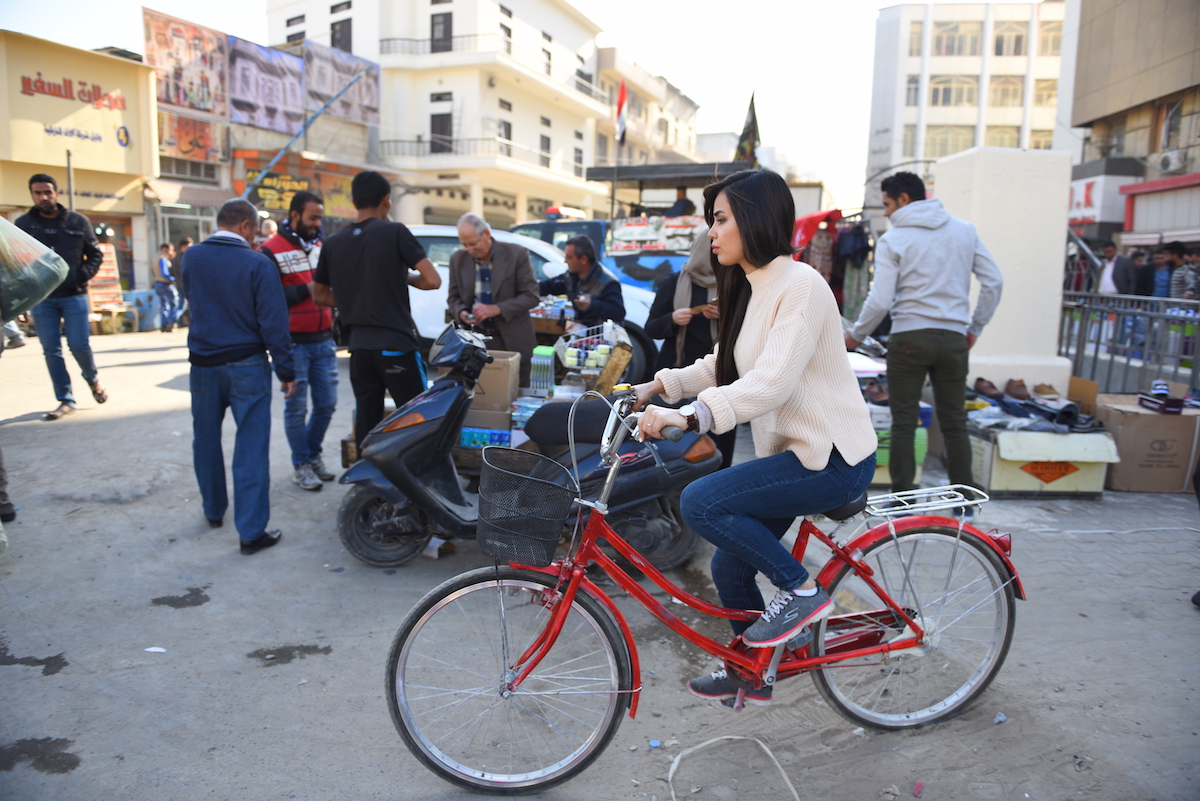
left=1160, top=150, right=1189, bottom=172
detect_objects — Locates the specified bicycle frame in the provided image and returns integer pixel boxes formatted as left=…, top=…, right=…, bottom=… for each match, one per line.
left=501, top=392, right=1024, bottom=720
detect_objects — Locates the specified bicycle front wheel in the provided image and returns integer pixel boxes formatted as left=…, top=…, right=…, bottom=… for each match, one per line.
left=386, top=566, right=632, bottom=794
left=812, top=526, right=1016, bottom=730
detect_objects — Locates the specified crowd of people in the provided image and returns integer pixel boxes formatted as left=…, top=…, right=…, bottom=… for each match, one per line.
left=1096, top=240, right=1198, bottom=299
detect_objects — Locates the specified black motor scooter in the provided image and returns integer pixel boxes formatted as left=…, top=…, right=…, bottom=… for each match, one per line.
left=337, top=324, right=721, bottom=569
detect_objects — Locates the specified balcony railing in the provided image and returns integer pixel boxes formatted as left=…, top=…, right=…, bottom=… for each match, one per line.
left=378, top=33, right=605, bottom=103
left=380, top=136, right=586, bottom=179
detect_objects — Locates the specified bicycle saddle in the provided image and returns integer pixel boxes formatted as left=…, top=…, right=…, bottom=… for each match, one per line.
left=821, top=492, right=868, bottom=521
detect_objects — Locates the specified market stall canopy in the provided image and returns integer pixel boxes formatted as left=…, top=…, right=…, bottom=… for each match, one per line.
left=145, top=179, right=239, bottom=209
left=585, top=162, right=751, bottom=190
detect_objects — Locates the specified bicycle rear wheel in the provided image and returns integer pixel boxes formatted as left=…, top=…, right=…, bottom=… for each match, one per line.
left=386, top=566, right=632, bottom=794
left=811, top=526, right=1015, bottom=730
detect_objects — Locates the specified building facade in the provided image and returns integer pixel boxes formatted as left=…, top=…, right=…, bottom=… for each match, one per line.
left=1070, top=0, right=1199, bottom=248
left=865, top=1, right=1065, bottom=228
left=0, top=31, right=157, bottom=288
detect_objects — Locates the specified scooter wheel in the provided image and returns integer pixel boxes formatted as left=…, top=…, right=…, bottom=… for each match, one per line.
left=337, top=486, right=432, bottom=567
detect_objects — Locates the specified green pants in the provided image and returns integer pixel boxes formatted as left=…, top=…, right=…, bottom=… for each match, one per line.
left=885, top=329, right=974, bottom=492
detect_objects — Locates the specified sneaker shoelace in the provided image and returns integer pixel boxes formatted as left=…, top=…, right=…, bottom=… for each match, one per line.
left=759, top=588, right=794, bottom=623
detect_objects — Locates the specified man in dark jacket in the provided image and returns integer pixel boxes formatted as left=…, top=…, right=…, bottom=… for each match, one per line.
left=261, top=191, right=337, bottom=491
left=182, top=198, right=296, bottom=555
left=16, top=173, right=107, bottom=421
left=537, top=234, right=625, bottom=327
left=1097, top=242, right=1136, bottom=295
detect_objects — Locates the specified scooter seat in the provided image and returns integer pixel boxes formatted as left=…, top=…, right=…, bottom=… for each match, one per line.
left=820, top=492, right=868, bottom=521
left=523, top=399, right=611, bottom=447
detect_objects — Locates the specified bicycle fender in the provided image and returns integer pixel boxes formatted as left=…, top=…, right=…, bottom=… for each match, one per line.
left=523, top=564, right=643, bottom=719
left=821, top=515, right=1026, bottom=601
left=338, top=461, right=410, bottom=508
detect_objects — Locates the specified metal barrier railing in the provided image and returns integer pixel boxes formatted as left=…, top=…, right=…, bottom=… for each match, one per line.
left=1059, top=292, right=1200, bottom=393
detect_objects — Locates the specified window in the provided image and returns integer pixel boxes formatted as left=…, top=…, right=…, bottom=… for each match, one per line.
left=431, top=13, right=452, bottom=53
left=542, top=31, right=552, bottom=42
left=542, top=48, right=551, bottom=75
left=1030, top=130, right=1053, bottom=150
left=1107, top=121, right=1126, bottom=157
left=1038, top=21, right=1062, bottom=56
left=985, top=126, right=1019, bottom=148
left=287, top=31, right=305, bottom=43
left=331, top=18, right=352, bottom=52
left=988, top=76, right=1023, bottom=107
left=656, top=118, right=669, bottom=140
left=331, top=1, right=351, bottom=12
left=929, top=75, right=978, bottom=107
left=540, top=116, right=551, bottom=127
left=430, top=92, right=452, bottom=102
left=993, top=21, right=1026, bottom=57
left=909, top=21, right=923, bottom=56
left=1159, top=101, right=1182, bottom=151
left=499, top=4, right=511, bottom=17
left=925, top=125, right=975, bottom=158
left=498, top=120, right=512, bottom=157
left=574, top=130, right=583, bottom=140
left=1034, top=79, right=1057, bottom=108
left=596, top=133, right=608, bottom=164
left=903, top=125, right=916, bottom=157
left=432, top=0, right=451, bottom=4
left=159, top=156, right=218, bottom=183
left=539, top=135, right=551, bottom=168
left=498, top=98, right=512, bottom=111
left=574, top=147, right=583, bottom=177
left=430, top=113, right=453, bottom=153
left=906, top=75, right=919, bottom=106
left=499, top=23, right=512, bottom=54
left=933, top=22, right=981, bottom=56
left=286, top=15, right=305, bottom=27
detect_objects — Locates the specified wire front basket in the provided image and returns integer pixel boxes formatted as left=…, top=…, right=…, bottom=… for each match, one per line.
left=478, top=447, right=580, bottom=567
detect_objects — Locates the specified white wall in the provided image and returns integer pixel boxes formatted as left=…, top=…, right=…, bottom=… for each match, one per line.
left=932, top=146, right=1073, bottom=388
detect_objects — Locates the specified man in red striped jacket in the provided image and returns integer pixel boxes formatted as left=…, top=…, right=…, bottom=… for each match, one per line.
left=261, top=191, right=338, bottom=492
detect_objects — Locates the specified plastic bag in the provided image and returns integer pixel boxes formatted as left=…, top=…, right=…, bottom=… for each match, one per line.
left=0, top=216, right=69, bottom=322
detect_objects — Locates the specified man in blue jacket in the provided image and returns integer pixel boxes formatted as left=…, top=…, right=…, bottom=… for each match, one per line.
left=182, top=198, right=296, bottom=555
left=537, top=234, right=625, bottom=327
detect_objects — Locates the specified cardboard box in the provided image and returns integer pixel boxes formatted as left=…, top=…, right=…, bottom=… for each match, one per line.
left=464, top=408, right=512, bottom=431
left=968, top=425, right=1118, bottom=498
left=1094, top=394, right=1200, bottom=492
left=471, top=350, right=520, bottom=412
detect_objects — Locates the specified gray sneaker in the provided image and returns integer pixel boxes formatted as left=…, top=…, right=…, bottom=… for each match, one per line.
left=292, top=463, right=323, bottom=491
left=742, top=587, right=832, bottom=647
left=687, top=668, right=772, bottom=706
left=309, top=453, right=336, bottom=481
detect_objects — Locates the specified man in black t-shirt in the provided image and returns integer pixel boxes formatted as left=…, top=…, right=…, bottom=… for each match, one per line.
left=313, top=172, right=441, bottom=445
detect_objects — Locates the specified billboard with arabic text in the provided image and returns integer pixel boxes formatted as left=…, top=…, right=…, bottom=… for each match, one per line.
left=158, top=111, right=228, bottom=163
left=142, top=8, right=228, bottom=121
left=229, top=37, right=305, bottom=135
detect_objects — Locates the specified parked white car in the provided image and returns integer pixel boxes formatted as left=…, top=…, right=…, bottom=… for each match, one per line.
left=405, top=225, right=658, bottom=380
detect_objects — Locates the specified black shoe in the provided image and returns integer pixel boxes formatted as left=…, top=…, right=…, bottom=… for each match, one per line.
left=240, top=529, right=282, bottom=555
left=207, top=516, right=223, bottom=528
left=0, top=510, right=15, bottom=524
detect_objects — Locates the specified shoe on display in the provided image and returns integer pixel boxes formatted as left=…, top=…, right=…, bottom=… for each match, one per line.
left=292, top=463, right=323, bottom=491
left=1151, top=380, right=1170, bottom=398
left=862, top=378, right=889, bottom=406
left=687, top=668, right=773, bottom=706
left=1032, top=383, right=1060, bottom=400
left=309, top=453, right=336, bottom=481
left=742, top=586, right=832, bottom=647
left=974, top=377, right=1004, bottom=400
left=1004, top=379, right=1031, bottom=400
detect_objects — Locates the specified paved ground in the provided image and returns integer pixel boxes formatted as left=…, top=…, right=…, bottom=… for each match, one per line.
left=1, top=330, right=1197, bottom=800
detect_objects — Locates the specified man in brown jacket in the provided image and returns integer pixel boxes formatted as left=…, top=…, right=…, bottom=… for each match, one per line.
left=448, top=213, right=539, bottom=387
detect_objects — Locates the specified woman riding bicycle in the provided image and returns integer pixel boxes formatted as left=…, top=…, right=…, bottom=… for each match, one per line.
left=634, top=168, right=878, bottom=706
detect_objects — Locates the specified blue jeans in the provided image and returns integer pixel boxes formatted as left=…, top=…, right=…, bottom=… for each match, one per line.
left=156, top=283, right=180, bottom=328
left=31, top=294, right=98, bottom=405
left=682, top=449, right=876, bottom=635
left=284, top=339, right=339, bottom=467
left=190, top=354, right=273, bottom=541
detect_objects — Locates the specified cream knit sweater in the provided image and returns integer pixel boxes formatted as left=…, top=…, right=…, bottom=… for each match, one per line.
left=656, top=255, right=877, bottom=471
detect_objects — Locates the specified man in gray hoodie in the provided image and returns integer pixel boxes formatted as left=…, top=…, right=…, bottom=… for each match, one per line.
left=845, top=172, right=1003, bottom=497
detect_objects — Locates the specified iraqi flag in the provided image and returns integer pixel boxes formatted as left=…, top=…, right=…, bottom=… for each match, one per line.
left=616, top=78, right=627, bottom=147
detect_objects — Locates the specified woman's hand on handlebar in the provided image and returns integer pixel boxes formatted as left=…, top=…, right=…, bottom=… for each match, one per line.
left=631, top=378, right=664, bottom=411
left=637, top=404, right=687, bottom=441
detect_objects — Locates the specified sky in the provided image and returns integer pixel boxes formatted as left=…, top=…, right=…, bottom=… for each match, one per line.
left=0, top=0, right=1035, bottom=211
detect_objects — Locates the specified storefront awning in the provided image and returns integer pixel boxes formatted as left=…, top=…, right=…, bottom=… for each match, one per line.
left=145, top=179, right=239, bottom=210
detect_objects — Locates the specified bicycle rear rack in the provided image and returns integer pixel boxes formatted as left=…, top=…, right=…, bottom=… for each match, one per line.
left=864, top=484, right=989, bottom=518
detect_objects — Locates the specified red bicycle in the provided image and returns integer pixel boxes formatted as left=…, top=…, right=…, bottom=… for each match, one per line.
left=385, top=389, right=1024, bottom=794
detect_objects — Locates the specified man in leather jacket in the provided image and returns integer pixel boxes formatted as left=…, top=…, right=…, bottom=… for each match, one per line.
left=16, top=173, right=107, bottom=420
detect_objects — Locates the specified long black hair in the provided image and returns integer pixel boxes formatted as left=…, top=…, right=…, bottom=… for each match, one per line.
left=702, top=169, right=795, bottom=386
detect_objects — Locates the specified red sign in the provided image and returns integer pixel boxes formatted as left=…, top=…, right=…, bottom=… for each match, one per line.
left=1019, top=462, right=1080, bottom=484
left=19, top=72, right=127, bottom=109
